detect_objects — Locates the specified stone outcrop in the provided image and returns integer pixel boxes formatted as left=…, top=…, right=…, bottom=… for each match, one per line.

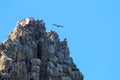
left=0, top=18, right=83, bottom=80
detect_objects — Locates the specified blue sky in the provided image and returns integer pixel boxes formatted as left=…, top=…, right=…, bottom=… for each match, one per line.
left=0, top=0, right=120, bottom=80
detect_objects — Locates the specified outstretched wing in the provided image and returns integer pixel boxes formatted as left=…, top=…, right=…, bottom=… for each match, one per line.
left=59, top=25, right=64, bottom=27
left=53, top=24, right=64, bottom=27
left=53, top=24, right=58, bottom=26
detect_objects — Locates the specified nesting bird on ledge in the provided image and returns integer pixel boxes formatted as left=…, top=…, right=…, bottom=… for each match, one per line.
left=52, top=24, right=64, bottom=27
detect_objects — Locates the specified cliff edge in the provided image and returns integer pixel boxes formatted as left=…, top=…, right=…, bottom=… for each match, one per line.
left=0, top=18, right=83, bottom=80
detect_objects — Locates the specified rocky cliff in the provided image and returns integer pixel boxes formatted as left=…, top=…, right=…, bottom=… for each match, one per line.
left=0, top=18, right=83, bottom=80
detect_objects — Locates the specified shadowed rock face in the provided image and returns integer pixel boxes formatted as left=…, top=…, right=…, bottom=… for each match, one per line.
left=0, top=18, right=83, bottom=80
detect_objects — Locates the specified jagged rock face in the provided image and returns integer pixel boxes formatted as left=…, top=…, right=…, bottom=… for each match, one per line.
left=0, top=18, right=83, bottom=80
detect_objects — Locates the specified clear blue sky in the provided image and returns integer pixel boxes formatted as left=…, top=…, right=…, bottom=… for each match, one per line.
left=0, top=0, right=120, bottom=80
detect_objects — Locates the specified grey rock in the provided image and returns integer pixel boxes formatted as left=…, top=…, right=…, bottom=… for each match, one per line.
left=0, top=18, right=83, bottom=80
left=62, top=76, right=72, bottom=80
left=31, top=58, right=41, bottom=66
